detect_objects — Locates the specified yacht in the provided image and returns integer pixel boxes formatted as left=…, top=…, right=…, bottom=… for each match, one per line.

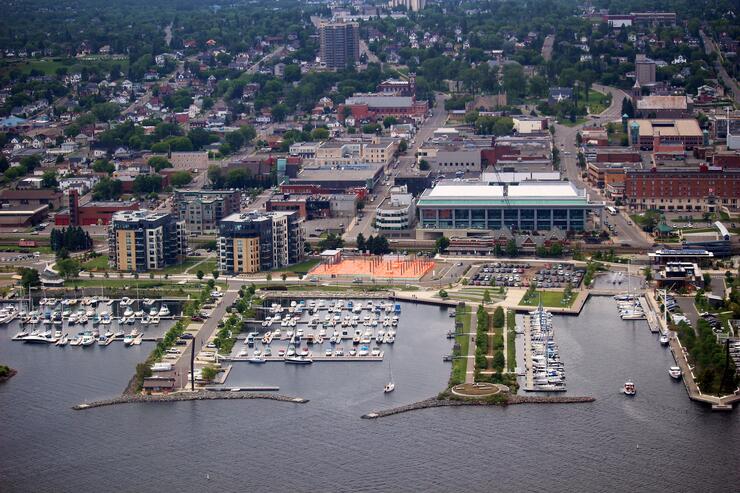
left=100, top=312, right=111, bottom=325
left=158, top=305, right=170, bottom=317
left=123, top=329, right=139, bottom=346
left=248, top=357, right=266, bottom=364
left=53, top=329, right=63, bottom=339
left=123, top=306, right=134, bottom=318
left=659, top=334, right=669, bottom=345
left=151, top=315, right=160, bottom=325
left=384, top=382, right=395, bottom=393
left=623, top=381, right=636, bottom=396
left=668, top=367, right=682, bottom=379
left=149, top=307, right=159, bottom=317
left=120, top=297, right=132, bottom=306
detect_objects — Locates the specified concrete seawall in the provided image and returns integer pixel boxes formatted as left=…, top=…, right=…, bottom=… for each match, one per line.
left=73, top=391, right=308, bottom=410
left=361, top=395, right=595, bottom=419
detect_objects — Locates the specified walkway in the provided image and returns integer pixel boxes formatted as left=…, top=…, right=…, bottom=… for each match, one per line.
left=465, top=309, right=476, bottom=383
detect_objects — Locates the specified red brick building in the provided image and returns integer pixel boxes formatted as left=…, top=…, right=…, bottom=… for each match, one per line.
left=624, top=166, right=740, bottom=212
left=54, top=190, right=139, bottom=226
left=338, top=94, right=428, bottom=122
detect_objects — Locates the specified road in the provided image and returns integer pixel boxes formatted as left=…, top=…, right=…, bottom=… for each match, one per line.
left=171, top=283, right=238, bottom=389
left=700, top=29, right=740, bottom=106
left=553, top=84, right=650, bottom=249
left=359, top=39, right=380, bottom=65
left=345, top=93, right=449, bottom=242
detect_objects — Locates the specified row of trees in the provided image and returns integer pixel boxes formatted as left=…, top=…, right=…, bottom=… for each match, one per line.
left=49, top=227, right=93, bottom=253
left=356, top=234, right=391, bottom=255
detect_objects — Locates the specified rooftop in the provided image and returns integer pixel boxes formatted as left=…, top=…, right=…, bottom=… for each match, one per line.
left=631, top=119, right=702, bottom=137
left=418, top=181, right=593, bottom=207
left=636, top=95, right=688, bottom=110
left=345, top=95, right=414, bottom=108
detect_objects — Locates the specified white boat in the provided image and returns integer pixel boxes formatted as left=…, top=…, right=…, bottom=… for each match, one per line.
left=120, top=297, right=132, bottom=306
left=149, top=307, right=159, bottom=316
left=142, top=315, right=151, bottom=325
left=56, top=335, right=69, bottom=346
left=123, top=307, right=134, bottom=317
left=151, top=315, right=160, bottom=325
left=669, top=366, right=682, bottom=379
left=284, top=355, right=313, bottom=364
left=623, top=381, right=636, bottom=396
left=11, top=330, right=28, bottom=341
left=123, top=329, right=139, bottom=346
left=384, top=361, right=395, bottom=393
left=134, top=310, right=144, bottom=318
left=80, top=332, right=96, bottom=346
left=248, top=357, right=266, bottom=364
left=100, top=313, right=111, bottom=325
left=158, top=305, right=170, bottom=317
left=659, top=334, right=669, bottom=345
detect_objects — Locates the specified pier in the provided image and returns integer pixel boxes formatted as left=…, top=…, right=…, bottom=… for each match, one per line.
left=222, top=354, right=384, bottom=362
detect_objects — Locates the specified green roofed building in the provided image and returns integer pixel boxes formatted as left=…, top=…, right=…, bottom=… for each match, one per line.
left=416, top=180, right=604, bottom=239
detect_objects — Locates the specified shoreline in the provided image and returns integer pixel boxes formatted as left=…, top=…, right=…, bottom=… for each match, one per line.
left=73, top=391, right=309, bottom=410
left=361, top=395, right=595, bottom=419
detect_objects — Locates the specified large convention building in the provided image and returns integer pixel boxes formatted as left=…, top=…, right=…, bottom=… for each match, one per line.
left=416, top=180, right=603, bottom=239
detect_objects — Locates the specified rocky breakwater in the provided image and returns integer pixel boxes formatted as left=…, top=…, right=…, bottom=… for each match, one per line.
left=362, top=394, right=595, bottom=419
left=73, top=391, right=309, bottom=410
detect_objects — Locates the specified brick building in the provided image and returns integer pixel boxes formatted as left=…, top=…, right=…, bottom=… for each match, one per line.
left=624, top=167, right=740, bottom=212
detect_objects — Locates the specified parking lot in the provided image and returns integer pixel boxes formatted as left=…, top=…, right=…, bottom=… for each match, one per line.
left=469, top=262, right=584, bottom=289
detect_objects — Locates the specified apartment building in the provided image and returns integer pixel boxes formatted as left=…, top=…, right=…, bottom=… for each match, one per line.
left=108, top=210, right=186, bottom=272
left=173, top=189, right=241, bottom=235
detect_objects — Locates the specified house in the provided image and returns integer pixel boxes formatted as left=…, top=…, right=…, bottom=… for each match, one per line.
left=549, top=87, right=573, bottom=104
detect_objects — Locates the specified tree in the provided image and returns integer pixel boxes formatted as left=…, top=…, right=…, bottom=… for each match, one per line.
left=703, top=273, right=712, bottom=288
left=239, top=125, right=257, bottom=144
left=281, top=272, right=287, bottom=283
left=201, top=365, right=218, bottom=382
left=383, top=116, right=398, bottom=128
left=492, top=306, right=505, bottom=327
left=56, top=258, right=81, bottom=280
left=419, top=159, right=430, bottom=171
left=492, top=351, right=505, bottom=372
left=147, top=156, right=172, bottom=172
left=318, top=233, right=345, bottom=251
left=92, top=177, right=123, bottom=200
left=310, top=127, right=329, bottom=141
left=92, top=159, right=115, bottom=174
left=356, top=232, right=366, bottom=252
left=212, top=270, right=220, bottom=280
left=196, top=270, right=204, bottom=280
left=505, top=239, right=518, bottom=257
left=266, top=273, right=272, bottom=284
left=169, top=171, right=193, bottom=187
left=482, top=289, right=491, bottom=304
left=133, top=174, right=163, bottom=194
left=563, top=282, right=573, bottom=300
left=18, top=267, right=40, bottom=290
left=644, top=267, right=653, bottom=283
left=435, top=236, right=450, bottom=254
left=42, top=169, right=58, bottom=188
left=225, top=130, right=245, bottom=150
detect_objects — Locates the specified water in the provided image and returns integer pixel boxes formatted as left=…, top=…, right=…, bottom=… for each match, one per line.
left=1, top=298, right=738, bottom=492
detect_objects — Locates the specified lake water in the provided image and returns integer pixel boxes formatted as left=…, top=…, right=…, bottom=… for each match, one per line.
left=1, top=297, right=738, bottom=492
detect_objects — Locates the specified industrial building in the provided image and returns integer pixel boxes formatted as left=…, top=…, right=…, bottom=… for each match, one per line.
left=54, top=190, right=139, bottom=226
left=108, top=210, right=186, bottom=272
left=173, top=189, right=241, bottom=235
left=287, top=163, right=384, bottom=193
left=217, top=211, right=304, bottom=274
left=416, top=180, right=603, bottom=239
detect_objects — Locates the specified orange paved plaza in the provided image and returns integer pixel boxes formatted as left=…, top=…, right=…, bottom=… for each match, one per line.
left=309, top=256, right=435, bottom=281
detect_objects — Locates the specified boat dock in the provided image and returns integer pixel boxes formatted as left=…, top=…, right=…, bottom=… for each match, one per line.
left=522, top=309, right=567, bottom=392
left=639, top=297, right=660, bottom=333
left=523, top=315, right=533, bottom=390
left=222, top=354, right=384, bottom=363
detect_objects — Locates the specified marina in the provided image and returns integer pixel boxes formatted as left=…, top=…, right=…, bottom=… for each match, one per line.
left=1, top=296, right=738, bottom=492
left=522, top=306, right=566, bottom=392
left=224, top=298, right=402, bottom=365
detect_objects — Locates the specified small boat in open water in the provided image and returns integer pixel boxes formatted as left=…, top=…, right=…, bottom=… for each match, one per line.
left=623, top=381, right=636, bottom=396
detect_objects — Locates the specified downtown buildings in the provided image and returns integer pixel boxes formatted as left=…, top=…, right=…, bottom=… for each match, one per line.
left=217, top=211, right=304, bottom=275
left=173, top=189, right=241, bottom=235
left=108, top=210, right=186, bottom=272
left=319, top=21, right=359, bottom=70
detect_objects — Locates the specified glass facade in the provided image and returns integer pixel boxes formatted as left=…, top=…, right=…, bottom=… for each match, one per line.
left=419, top=207, right=590, bottom=231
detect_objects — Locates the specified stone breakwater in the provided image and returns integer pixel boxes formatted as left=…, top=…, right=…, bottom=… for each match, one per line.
left=73, top=391, right=309, bottom=410
left=361, top=395, right=595, bottom=419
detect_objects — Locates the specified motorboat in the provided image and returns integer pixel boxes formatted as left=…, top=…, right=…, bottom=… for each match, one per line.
left=248, top=357, right=266, bottom=364
left=659, top=334, right=669, bottom=345
left=80, top=332, right=96, bottom=347
left=123, top=306, right=134, bottom=318
left=149, top=307, right=159, bottom=317
left=158, top=305, right=170, bottom=317
left=142, top=315, right=151, bottom=325
left=123, top=329, right=139, bottom=346
left=623, top=381, right=636, bottom=396
left=134, top=310, right=144, bottom=318
left=151, top=316, right=160, bottom=325
left=371, top=347, right=381, bottom=357
left=120, top=297, right=132, bottom=306
left=669, top=366, right=682, bottom=379
left=384, top=382, right=395, bottom=393
left=100, top=312, right=111, bottom=325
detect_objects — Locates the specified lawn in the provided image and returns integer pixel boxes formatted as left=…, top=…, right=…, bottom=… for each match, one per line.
left=153, top=257, right=205, bottom=275
left=271, top=258, right=320, bottom=275
left=450, top=306, right=471, bottom=385
left=506, top=310, right=516, bottom=372
left=82, top=255, right=110, bottom=271
left=519, top=290, right=576, bottom=308
left=586, top=89, right=609, bottom=115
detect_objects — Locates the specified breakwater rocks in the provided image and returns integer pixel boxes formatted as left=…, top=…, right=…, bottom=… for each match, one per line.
left=361, top=395, right=595, bottom=419
left=73, top=391, right=309, bottom=410
left=0, top=367, right=17, bottom=383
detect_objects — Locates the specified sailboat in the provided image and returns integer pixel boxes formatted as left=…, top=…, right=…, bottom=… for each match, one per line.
left=384, top=361, right=395, bottom=393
